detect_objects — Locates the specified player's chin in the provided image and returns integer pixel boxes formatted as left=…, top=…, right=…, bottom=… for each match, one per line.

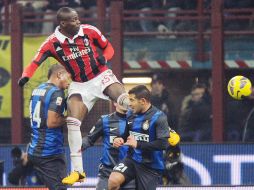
left=74, top=26, right=80, bottom=33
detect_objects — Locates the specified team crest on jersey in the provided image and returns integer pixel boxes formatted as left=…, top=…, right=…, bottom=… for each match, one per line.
left=84, top=38, right=89, bottom=46
left=142, top=120, right=149, bottom=130
left=56, top=97, right=63, bottom=105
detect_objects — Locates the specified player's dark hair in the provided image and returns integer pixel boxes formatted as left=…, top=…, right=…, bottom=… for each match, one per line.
left=56, top=7, right=76, bottom=22
left=129, top=85, right=151, bottom=102
left=47, top=64, right=65, bottom=79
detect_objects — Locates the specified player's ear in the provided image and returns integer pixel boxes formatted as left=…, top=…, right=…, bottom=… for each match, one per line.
left=57, top=71, right=63, bottom=80
left=60, top=21, right=65, bottom=27
left=139, top=98, right=146, bottom=105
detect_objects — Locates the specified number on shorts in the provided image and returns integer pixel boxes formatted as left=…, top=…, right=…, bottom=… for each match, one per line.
left=30, top=101, right=42, bottom=128
left=102, top=75, right=111, bottom=85
left=114, top=163, right=128, bottom=172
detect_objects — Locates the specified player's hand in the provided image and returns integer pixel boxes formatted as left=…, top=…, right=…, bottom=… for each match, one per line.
left=97, top=55, right=106, bottom=65
left=18, top=77, right=29, bottom=87
left=124, top=135, right=137, bottom=148
left=113, top=137, right=124, bottom=148
left=168, top=130, right=180, bottom=146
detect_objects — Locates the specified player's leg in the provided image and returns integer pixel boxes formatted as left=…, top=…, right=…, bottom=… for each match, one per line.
left=108, top=158, right=135, bottom=190
left=62, top=94, right=87, bottom=185
left=28, top=154, right=67, bottom=190
left=96, top=176, right=109, bottom=190
left=96, top=164, right=112, bottom=190
left=135, top=163, right=161, bottom=190
left=120, top=179, right=136, bottom=190
left=104, top=83, right=129, bottom=109
left=99, top=69, right=129, bottom=109
left=108, top=172, right=125, bottom=190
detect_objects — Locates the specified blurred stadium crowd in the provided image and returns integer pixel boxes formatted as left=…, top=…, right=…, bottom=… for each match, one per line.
left=1, top=0, right=254, bottom=34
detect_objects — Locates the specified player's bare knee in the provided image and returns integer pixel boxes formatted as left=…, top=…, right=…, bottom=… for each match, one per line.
left=108, top=173, right=122, bottom=190
left=108, top=178, right=119, bottom=190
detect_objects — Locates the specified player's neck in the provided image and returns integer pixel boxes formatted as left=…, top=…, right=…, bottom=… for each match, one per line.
left=59, top=28, right=74, bottom=39
left=48, top=79, right=60, bottom=89
left=141, top=103, right=152, bottom=114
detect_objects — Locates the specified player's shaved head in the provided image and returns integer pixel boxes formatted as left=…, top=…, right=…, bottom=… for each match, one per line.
left=47, top=64, right=66, bottom=79
left=56, top=7, right=77, bottom=22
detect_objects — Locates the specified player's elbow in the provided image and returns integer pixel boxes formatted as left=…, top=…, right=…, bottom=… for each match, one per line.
left=110, top=45, right=115, bottom=57
left=104, top=42, right=114, bottom=60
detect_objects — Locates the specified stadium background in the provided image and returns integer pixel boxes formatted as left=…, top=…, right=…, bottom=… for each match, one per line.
left=1, top=0, right=254, bottom=189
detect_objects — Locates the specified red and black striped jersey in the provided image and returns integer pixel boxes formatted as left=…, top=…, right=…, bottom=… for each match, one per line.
left=30, top=24, right=114, bottom=82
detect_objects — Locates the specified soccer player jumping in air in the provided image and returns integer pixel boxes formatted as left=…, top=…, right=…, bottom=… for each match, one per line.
left=18, top=7, right=129, bottom=185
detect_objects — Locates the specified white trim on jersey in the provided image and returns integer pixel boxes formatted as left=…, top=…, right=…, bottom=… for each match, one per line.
left=54, top=26, right=85, bottom=43
left=82, top=24, right=102, bottom=36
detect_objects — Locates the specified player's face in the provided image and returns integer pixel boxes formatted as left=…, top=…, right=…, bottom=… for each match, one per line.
left=61, top=11, right=81, bottom=36
left=58, top=70, right=71, bottom=89
left=129, top=94, right=144, bottom=114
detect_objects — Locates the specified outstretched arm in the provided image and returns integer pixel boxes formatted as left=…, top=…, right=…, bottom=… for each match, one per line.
left=18, top=39, right=52, bottom=87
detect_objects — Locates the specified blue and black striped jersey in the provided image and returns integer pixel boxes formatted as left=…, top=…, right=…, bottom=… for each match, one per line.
left=126, top=106, right=170, bottom=171
left=28, top=83, right=66, bottom=157
left=82, top=112, right=128, bottom=167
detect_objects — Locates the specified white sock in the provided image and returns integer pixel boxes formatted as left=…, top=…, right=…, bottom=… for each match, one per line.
left=66, top=117, right=83, bottom=173
left=117, top=93, right=129, bottom=110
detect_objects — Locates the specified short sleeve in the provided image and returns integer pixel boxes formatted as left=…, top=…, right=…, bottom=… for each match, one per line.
left=87, top=25, right=108, bottom=49
left=48, top=90, right=65, bottom=114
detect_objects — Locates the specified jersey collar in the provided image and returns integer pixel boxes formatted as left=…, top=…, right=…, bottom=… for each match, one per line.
left=54, top=26, right=84, bottom=43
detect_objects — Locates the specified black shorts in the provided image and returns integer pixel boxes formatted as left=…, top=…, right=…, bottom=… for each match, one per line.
left=113, top=157, right=161, bottom=190
left=28, top=154, right=67, bottom=190
left=97, top=163, right=135, bottom=190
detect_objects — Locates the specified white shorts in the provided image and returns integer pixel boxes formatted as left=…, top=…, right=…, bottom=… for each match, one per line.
left=68, top=69, right=121, bottom=112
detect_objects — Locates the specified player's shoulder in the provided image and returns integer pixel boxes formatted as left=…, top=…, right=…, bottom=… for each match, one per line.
left=150, top=106, right=167, bottom=119
left=101, top=113, right=112, bottom=119
left=81, top=24, right=102, bottom=35
left=52, top=87, right=65, bottom=97
left=108, top=112, right=115, bottom=118
left=44, top=83, right=63, bottom=95
left=147, top=106, right=163, bottom=116
left=43, top=33, right=57, bottom=43
left=39, top=33, right=57, bottom=49
left=31, top=83, right=59, bottom=98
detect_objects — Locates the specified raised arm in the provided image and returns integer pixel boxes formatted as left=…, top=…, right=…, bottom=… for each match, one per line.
left=18, top=39, right=52, bottom=87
